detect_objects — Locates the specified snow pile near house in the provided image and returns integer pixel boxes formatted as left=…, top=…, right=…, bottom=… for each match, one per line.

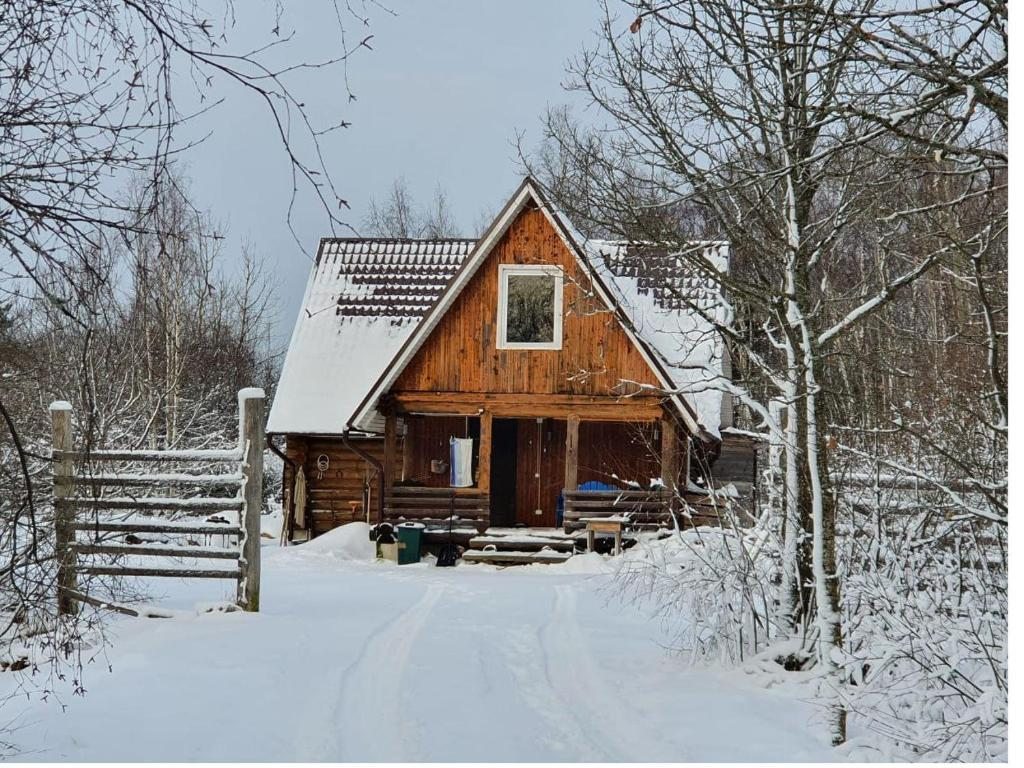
left=582, top=241, right=732, bottom=437
left=541, top=551, right=612, bottom=575
left=298, top=522, right=375, bottom=560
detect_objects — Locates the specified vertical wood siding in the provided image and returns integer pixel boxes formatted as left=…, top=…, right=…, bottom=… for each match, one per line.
left=577, top=421, right=664, bottom=489
left=393, top=207, right=665, bottom=398
left=400, top=415, right=476, bottom=488
left=514, top=417, right=565, bottom=527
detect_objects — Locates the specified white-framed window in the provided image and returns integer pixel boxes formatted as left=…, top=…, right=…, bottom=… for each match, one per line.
left=496, top=264, right=564, bottom=350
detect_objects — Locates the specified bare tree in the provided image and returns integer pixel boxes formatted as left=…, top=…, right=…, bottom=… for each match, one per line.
left=421, top=186, right=460, bottom=238
left=1, top=1, right=382, bottom=301
left=364, top=178, right=420, bottom=237
left=523, top=0, right=1005, bottom=748
left=0, top=0, right=382, bottom=732
left=363, top=178, right=461, bottom=237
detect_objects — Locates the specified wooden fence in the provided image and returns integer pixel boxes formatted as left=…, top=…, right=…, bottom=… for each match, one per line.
left=52, top=388, right=265, bottom=615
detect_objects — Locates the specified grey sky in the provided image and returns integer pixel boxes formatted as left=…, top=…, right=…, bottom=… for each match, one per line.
left=181, top=1, right=608, bottom=349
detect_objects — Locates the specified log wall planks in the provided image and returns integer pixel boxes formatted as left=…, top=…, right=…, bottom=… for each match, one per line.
left=284, top=436, right=386, bottom=536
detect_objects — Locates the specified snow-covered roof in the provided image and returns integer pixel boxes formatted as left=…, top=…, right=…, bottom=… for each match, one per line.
left=269, top=179, right=732, bottom=439
left=582, top=241, right=732, bottom=437
left=266, top=239, right=475, bottom=434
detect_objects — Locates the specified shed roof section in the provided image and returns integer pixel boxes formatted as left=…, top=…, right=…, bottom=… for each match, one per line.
left=265, top=238, right=475, bottom=435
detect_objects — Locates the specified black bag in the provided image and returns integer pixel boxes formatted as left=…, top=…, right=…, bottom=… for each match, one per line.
left=436, top=493, right=458, bottom=567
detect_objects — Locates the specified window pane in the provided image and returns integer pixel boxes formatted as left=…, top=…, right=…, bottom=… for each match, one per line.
left=505, top=274, right=555, bottom=344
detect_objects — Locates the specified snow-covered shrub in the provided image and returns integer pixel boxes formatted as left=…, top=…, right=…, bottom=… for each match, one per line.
left=839, top=561, right=1006, bottom=760
left=835, top=489, right=1007, bottom=761
left=616, top=445, right=1007, bottom=762
left=829, top=415, right=1007, bottom=761
left=618, top=504, right=780, bottom=665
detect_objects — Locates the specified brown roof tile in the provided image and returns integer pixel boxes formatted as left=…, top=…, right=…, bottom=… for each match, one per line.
left=319, top=238, right=476, bottom=320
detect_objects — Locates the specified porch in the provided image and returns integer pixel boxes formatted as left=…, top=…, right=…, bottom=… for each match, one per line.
left=379, top=392, right=688, bottom=537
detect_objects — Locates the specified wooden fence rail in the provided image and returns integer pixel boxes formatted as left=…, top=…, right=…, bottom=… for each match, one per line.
left=52, top=388, right=265, bottom=615
left=382, top=487, right=490, bottom=532
left=562, top=489, right=674, bottom=531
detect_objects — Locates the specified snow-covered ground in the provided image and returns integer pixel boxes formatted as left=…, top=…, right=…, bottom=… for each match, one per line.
left=3, top=524, right=837, bottom=762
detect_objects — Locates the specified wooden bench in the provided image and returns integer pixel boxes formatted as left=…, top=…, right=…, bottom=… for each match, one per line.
left=579, top=516, right=627, bottom=556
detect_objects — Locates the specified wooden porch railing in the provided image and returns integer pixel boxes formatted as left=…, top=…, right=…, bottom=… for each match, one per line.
left=563, top=487, right=749, bottom=532
left=382, top=487, right=490, bottom=532
left=562, top=489, right=675, bottom=531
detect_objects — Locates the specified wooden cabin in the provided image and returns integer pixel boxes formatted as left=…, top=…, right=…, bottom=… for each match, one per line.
left=267, top=178, right=752, bottom=543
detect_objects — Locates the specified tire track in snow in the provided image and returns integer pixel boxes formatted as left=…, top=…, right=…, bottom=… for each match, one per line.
left=498, top=614, right=607, bottom=760
left=300, top=582, right=446, bottom=761
left=538, top=583, right=676, bottom=762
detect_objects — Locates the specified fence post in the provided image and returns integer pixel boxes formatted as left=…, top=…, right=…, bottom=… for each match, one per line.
left=237, top=388, right=265, bottom=612
left=51, top=401, right=77, bottom=616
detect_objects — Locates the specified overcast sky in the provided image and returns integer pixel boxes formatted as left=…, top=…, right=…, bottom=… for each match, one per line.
left=180, top=1, right=608, bottom=348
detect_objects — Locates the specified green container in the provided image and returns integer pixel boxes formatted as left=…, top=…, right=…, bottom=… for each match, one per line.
left=396, top=522, right=425, bottom=565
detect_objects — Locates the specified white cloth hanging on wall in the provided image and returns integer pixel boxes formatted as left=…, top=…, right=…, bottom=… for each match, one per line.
left=449, top=437, right=474, bottom=488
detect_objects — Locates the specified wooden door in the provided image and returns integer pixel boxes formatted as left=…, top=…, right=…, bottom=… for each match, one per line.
left=515, top=418, right=565, bottom=527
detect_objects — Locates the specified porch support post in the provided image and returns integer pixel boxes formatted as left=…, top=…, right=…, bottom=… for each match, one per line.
left=478, top=410, right=492, bottom=494
left=565, top=414, right=580, bottom=493
left=661, top=415, right=679, bottom=495
left=383, top=413, right=397, bottom=519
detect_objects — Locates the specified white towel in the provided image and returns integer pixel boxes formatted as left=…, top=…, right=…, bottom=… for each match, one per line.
left=449, top=437, right=474, bottom=488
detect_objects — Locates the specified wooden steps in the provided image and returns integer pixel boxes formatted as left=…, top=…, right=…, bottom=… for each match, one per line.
left=468, top=535, right=575, bottom=553
left=461, top=549, right=573, bottom=565
left=459, top=526, right=584, bottom=565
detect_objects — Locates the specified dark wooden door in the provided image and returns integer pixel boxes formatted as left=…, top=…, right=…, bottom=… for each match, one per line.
left=490, top=419, right=518, bottom=527
left=515, top=418, right=565, bottom=528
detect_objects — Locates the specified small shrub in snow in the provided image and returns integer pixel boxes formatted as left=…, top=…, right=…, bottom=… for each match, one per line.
left=618, top=508, right=779, bottom=665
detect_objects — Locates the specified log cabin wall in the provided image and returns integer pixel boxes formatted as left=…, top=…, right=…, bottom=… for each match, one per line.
left=399, top=415, right=478, bottom=488
left=392, top=206, right=667, bottom=402
left=283, top=435, right=388, bottom=537
left=709, top=433, right=760, bottom=506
